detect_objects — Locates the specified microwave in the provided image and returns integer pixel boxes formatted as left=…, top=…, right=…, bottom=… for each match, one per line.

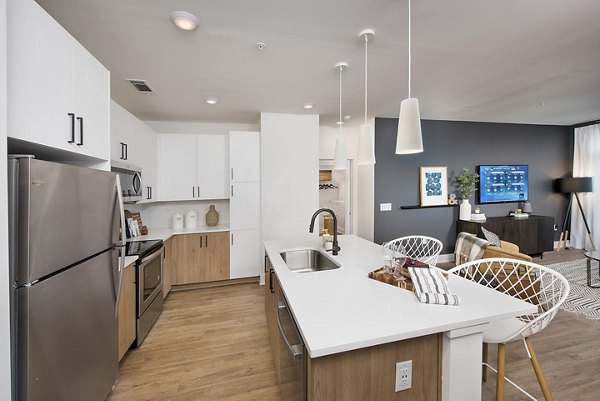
left=111, top=164, right=142, bottom=203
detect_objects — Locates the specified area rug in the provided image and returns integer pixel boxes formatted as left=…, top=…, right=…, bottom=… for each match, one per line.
left=546, top=258, right=600, bottom=320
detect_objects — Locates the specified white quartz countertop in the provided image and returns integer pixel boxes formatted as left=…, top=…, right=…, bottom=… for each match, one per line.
left=125, top=224, right=230, bottom=242
left=264, top=235, right=537, bottom=358
left=120, top=255, right=138, bottom=269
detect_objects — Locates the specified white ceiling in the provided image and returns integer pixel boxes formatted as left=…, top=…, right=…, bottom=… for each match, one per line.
left=36, top=0, right=600, bottom=126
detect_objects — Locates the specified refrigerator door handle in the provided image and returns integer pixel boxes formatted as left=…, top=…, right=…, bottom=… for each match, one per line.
left=114, top=175, right=126, bottom=317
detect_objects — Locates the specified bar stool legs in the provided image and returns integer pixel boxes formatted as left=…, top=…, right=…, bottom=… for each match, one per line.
left=524, top=337, right=554, bottom=401
left=482, top=342, right=488, bottom=382
left=496, top=343, right=506, bottom=401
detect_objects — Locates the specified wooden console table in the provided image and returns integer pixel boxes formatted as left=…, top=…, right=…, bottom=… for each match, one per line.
left=457, top=215, right=554, bottom=256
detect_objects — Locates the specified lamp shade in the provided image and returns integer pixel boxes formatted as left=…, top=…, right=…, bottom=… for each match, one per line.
left=555, top=177, right=593, bottom=193
left=332, top=134, right=348, bottom=170
left=395, top=98, right=423, bottom=154
left=357, top=123, right=376, bottom=165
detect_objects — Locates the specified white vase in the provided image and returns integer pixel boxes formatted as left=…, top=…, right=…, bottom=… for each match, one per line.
left=459, top=199, right=471, bottom=221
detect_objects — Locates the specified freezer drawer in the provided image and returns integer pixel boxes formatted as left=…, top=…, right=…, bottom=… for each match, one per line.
left=17, top=250, right=118, bottom=401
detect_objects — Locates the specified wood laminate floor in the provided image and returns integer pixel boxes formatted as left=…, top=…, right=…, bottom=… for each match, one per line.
left=108, top=248, right=599, bottom=401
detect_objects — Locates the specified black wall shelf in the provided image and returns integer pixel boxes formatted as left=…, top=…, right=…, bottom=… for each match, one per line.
left=400, top=204, right=457, bottom=210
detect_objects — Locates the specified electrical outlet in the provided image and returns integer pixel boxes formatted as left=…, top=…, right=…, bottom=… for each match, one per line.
left=380, top=203, right=392, bottom=211
left=395, top=360, right=412, bottom=392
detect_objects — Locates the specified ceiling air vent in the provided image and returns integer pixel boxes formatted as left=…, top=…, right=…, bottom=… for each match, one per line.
left=126, top=79, right=154, bottom=93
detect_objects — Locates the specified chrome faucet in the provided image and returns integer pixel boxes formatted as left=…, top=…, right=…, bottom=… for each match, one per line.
left=309, top=208, right=341, bottom=255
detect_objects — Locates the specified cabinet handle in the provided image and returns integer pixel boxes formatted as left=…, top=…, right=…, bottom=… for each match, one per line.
left=205, top=235, right=208, bottom=247
left=68, top=113, right=75, bottom=143
left=146, top=186, right=151, bottom=200
left=193, top=186, right=195, bottom=198
left=120, top=142, right=124, bottom=159
left=231, top=168, right=234, bottom=180
left=200, top=235, right=203, bottom=248
left=231, top=233, right=234, bottom=246
left=231, top=185, right=234, bottom=197
left=269, top=269, right=274, bottom=293
left=124, top=143, right=128, bottom=160
left=197, top=186, right=200, bottom=197
left=76, top=117, right=83, bottom=146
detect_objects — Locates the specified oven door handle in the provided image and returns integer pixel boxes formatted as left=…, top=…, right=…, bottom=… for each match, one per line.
left=276, top=300, right=303, bottom=361
left=139, top=246, right=164, bottom=265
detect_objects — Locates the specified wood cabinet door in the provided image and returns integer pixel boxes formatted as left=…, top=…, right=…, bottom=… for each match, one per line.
left=196, top=135, right=229, bottom=199
left=117, top=264, right=136, bottom=361
left=172, top=233, right=202, bottom=285
left=158, top=134, right=197, bottom=201
left=230, top=131, right=260, bottom=182
left=203, top=232, right=230, bottom=282
left=162, top=238, right=172, bottom=299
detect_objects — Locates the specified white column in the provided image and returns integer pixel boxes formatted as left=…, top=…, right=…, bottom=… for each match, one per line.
left=442, top=324, right=487, bottom=401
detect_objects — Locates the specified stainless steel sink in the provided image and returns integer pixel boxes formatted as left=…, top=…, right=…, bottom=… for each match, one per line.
left=280, top=249, right=340, bottom=273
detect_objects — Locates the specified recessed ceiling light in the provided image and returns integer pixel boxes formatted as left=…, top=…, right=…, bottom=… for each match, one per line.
left=303, top=102, right=315, bottom=110
left=336, top=121, right=343, bottom=125
left=170, top=11, right=199, bottom=31
left=344, top=115, right=352, bottom=121
left=205, top=97, right=218, bottom=105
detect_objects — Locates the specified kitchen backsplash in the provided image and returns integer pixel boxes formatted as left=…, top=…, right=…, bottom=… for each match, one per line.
left=127, top=199, right=230, bottom=229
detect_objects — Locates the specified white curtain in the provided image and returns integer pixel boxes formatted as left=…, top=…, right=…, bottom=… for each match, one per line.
left=571, top=123, right=600, bottom=250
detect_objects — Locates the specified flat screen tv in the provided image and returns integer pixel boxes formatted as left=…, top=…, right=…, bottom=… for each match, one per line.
left=478, top=165, right=528, bottom=204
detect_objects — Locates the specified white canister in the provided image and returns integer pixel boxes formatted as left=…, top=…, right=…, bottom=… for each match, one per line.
left=185, top=210, right=198, bottom=229
left=172, top=213, right=184, bottom=229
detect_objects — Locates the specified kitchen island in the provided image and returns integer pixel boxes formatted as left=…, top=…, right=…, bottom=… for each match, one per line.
left=264, top=235, right=536, bottom=401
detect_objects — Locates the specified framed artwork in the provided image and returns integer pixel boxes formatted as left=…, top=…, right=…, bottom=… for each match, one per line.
left=420, top=166, right=448, bottom=207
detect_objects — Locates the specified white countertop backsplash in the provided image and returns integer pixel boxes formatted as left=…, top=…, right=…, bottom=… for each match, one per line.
left=264, top=235, right=536, bottom=358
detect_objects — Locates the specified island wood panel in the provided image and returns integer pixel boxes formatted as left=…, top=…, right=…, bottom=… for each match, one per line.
left=172, top=232, right=230, bottom=285
left=117, top=264, right=136, bottom=361
left=307, top=333, right=441, bottom=401
left=162, top=237, right=172, bottom=299
left=264, top=256, right=281, bottom=381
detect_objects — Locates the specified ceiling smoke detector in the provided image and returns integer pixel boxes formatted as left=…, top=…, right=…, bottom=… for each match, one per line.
left=126, top=79, right=154, bottom=94
left=170, top=11, right=199, bottom=31
left=256, top=42, right=266, bottom=51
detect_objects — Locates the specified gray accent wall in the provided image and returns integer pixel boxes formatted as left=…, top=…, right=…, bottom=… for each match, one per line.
left=374, top=118, right=573, bottom=253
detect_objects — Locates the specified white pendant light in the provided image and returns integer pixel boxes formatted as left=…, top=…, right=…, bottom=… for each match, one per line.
left=357, top=29, right=376, bottom=165
left=395, top=0, right=423, bottom=154
left=333, top=62, right=348, bottom=171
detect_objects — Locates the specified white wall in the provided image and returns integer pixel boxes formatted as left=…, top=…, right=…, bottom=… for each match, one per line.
left=146, top=121, right=259, bottom=135
left=319, top=121, right=374, bottom=241
left=0, top=0, right=12, bottom=397
left=261, top=112, right=319, bottom=251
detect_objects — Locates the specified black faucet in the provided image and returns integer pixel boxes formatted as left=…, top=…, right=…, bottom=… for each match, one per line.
left=309, top=208, right=341, bottom=255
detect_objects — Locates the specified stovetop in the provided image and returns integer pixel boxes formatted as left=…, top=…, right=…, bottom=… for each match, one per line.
left=125, top=239, right=163, bottom=258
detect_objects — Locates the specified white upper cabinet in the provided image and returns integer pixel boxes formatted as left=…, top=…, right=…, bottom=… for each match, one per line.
left=158, top=134, right=228, bottom=201
left=7, top=0, right=110, bottom=160
left=110, top=101, right=157, bottom=201
left=230, top=131, right=260, bottom=182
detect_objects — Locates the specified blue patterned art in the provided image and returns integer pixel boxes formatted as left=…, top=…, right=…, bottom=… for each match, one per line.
left=420, top=166, right=448, bottom=206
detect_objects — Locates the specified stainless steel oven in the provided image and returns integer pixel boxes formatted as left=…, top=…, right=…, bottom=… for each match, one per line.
left=277, top=290, right=306, bottom=401
left=135, top=244, right=163, bottom=347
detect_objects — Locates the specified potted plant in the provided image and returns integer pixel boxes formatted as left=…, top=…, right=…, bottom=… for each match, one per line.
left=455, top=168, right=479, bottom=221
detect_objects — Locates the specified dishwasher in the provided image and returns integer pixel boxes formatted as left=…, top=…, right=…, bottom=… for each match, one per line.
left=277, top=290, right=306, bottom=401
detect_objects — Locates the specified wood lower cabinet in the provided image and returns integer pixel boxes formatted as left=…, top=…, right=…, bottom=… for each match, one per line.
left=173, top=232, right=230, bottom=285
left=307, top=334, right=441, bottom=401
left=117, top=263, right=136, bottom=361
left=162, top=237, right=173, bottom=298
left=265, top=256, right=281, bottom=381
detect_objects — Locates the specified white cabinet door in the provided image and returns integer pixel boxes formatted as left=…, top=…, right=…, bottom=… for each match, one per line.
left=158, top=134, right=197, bottom=201
left=139, top=126, right=157, bottom=201
left=230, top=131, right=260, bottom=182
left=230, top=182, right=260, bottom=230
left=72, top=42, right=110, bottom=160
left=230, top=229, right=261, bottom=279
left=196, top=135, right=229, bottom=199
left=8, top=0, right=73, bottom=152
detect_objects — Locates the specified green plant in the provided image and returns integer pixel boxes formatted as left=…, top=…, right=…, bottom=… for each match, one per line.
left=455, top=168, right=480, bottom=199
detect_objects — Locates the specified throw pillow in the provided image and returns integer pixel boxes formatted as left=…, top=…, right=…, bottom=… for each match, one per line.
left=481, top=227, right=501, bottom=247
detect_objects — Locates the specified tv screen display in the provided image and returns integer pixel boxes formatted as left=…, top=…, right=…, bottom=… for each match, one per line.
left=478, top=165, right=528, bottom=204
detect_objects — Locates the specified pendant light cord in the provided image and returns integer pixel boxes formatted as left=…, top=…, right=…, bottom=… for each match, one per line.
left=339, top=65, right=343, bottom=129
left=364, top=36, right=368, bottom=124
left=408, top=0, right=412, bottom=98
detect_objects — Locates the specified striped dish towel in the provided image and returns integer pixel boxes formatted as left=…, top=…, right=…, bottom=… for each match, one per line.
left=408, top=266, right=461, bottom=306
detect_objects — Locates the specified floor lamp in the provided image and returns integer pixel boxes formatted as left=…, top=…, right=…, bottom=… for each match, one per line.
left=555, top=177, right=596, bottom=251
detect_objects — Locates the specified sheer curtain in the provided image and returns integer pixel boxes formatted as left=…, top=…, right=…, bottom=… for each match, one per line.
left=571, top=123, right=600, bottom=250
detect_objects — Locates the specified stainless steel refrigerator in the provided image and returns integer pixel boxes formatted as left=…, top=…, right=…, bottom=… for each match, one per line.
left=8, top=156, right=126, bottom=401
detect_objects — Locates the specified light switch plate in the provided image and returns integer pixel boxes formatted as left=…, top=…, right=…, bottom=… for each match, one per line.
left=380, top=203, right=392, bottom=212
